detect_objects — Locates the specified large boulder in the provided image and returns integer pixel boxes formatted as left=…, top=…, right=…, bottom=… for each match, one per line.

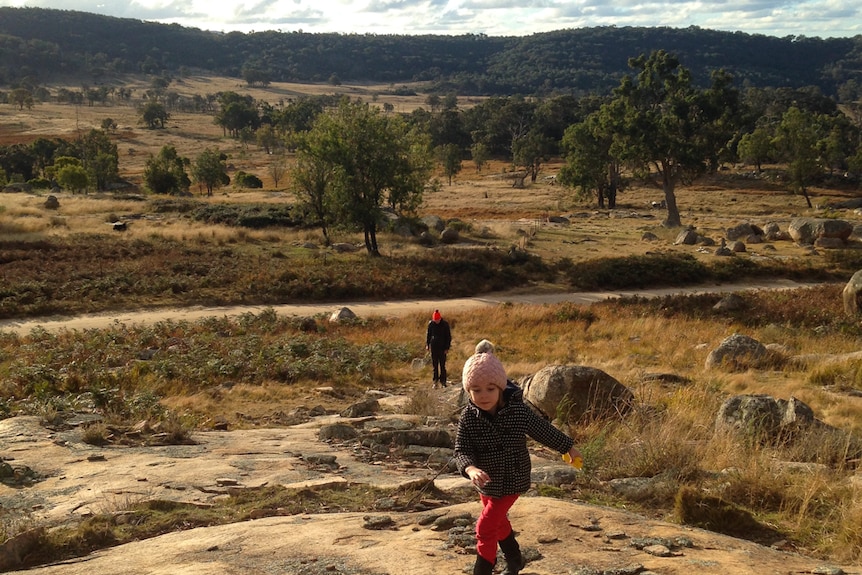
left=715, top=394, right=815, bottom=436
left=714, top=394, right=839, bottom=448
left=787, top=217, right=852, bottom=246
left=726, top=222, right=763, bottom=241
left=705, top=333, right=778, bottom=371
left=844, top=270, right=862, bottom=316
left=519, top=365, right=633, bottom=423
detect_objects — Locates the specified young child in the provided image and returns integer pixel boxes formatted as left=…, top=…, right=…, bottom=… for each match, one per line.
left=454, top=341, right=582, bottom=575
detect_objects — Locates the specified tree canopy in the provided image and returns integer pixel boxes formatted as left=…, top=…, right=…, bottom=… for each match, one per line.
left=292, top=100, right=432, bottom=256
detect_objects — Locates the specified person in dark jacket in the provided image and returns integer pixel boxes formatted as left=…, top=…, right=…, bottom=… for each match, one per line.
left=425, top=309, right=451, bottom=387
left=454, top=341, right=582, bottom=575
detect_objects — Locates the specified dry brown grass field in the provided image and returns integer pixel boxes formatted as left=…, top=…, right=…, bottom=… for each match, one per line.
left=1, top=73, right=854, bottom=264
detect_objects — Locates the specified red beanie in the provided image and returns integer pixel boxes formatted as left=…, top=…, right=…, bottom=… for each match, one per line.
left=432, top=310, right=442, bottom=322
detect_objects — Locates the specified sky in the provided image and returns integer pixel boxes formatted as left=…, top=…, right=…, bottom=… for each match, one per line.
left=0, top=0, right=860, bottom=39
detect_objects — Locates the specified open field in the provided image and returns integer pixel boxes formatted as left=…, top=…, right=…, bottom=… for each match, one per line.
left=2, top=73, right=857, bottom=266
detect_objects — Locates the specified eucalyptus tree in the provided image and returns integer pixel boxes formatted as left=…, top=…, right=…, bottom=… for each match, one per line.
left=293, top=100, right=432, bottom=256
left=772, top=106, right=823, bottom=208
left=78, top=129, right=118, bottom=191
left=559, top=106, right=623, bottom=209
left=144, top=145, right=191, bottom=195
left=192, top=147, right=229, bottom=196
left=737, top=125, right=774, bottom=174
left=608, top=50, right=741, bottom=227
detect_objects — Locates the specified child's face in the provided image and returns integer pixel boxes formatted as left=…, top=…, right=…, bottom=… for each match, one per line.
left=468, top=382, right=502, bottom=412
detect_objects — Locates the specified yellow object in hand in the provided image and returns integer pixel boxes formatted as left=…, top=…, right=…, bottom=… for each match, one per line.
left=562, top=453, right=583, bottom=469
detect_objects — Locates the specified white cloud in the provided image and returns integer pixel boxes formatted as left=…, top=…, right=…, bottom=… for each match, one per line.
left=0, top=0, right=859, bottom=37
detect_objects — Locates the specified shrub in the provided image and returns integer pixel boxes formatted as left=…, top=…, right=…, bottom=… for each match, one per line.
left=233, top=171, right=263, bottom=188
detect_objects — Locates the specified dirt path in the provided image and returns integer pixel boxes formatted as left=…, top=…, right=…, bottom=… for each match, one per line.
left=0, top=279, right=821, bottom=336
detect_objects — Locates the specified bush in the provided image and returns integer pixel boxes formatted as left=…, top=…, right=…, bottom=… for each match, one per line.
left=233, top=171, right=263, bottom=189
left=192, top=203, right=299, bottom=228
left=568, top=253, right=708, bottom=290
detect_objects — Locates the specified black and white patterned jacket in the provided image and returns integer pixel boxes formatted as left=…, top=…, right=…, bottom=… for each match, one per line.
left=454, top=381, right=575, bottom=498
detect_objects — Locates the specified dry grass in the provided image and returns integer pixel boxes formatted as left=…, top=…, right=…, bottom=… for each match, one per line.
left=2, top=72, right=854, bottom=266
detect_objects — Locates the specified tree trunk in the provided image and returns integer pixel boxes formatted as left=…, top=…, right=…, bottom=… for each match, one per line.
left=801, top=186, right=813, bottom=208
left=662, top=175, right=681, bottom=226
left=364, top=226, right=381, bottom=256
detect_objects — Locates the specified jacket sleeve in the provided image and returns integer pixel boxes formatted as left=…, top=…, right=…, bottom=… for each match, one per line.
left=453, top=414, right=477, bottom=478
left=523, top=405, right=574, bottom=454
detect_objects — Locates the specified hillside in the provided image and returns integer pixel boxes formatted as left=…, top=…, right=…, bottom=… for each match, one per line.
left=0, top=7, right=860, bottom=96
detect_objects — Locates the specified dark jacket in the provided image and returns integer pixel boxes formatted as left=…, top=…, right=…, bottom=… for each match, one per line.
left=426, top=319, right=451, bottom=351
left=454, top=382, right=574, bottom=498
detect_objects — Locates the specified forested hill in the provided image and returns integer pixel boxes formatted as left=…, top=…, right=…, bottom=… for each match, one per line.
left=0, top=6, right=860, bottom=97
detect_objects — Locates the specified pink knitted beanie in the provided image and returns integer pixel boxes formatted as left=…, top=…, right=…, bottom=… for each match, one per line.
left=462, top=350, right=507, bottom=391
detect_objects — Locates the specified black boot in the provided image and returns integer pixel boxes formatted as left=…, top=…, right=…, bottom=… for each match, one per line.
left=472, top=555, right=495, bottom=575
left=499, top=532, right=526, bottom=575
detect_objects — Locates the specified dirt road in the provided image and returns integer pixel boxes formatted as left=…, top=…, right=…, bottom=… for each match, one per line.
left=0, top=279, right=820, bottom=336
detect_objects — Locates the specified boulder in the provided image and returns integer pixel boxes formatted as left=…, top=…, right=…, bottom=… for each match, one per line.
left=726, top=222, right=763, bottom=241
left=421, top=215, right=446, bottom=232
left=519, top=365, right=633, bottom=423
left=329, top=307, right=357, bottom=323
left=714, top=394, right=818, bottom=443
left=787, top=217, right=852, bottom=246
left=440, top=227, right=460, bottom=244
left=713, top=293, right=746, bottom=312
left=705, top=333, right=776, bottom=371
left=673, top=229, right=699, bottom=245
left=842, top=270, right=862, bottom=316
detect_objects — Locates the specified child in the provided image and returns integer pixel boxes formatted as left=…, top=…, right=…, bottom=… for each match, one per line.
left=454, top=341, right=582, bottom=575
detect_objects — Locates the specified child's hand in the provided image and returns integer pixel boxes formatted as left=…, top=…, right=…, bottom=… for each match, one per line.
left=465, top=466, right=490, bottom=488
left=563, top=447, right=584, bottom=469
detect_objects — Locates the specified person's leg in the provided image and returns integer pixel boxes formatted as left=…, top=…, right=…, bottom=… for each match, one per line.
left=430, top=348, right=441, bottom=383
left=499, top=529, right=526, bottom=575
left=475, top=493, right=519, bottom=564
left=439, top=352, right=447, bottom=386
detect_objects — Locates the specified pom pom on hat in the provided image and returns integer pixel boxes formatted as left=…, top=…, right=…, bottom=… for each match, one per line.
left=432, top=310, right=442, bottom=322
left=462, top=348, right=507, bottom=391
left=474, top=339, right=495, bottom=354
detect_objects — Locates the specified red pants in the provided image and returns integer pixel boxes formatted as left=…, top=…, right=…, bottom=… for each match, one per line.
left=476, top=493, right=520, bottom=563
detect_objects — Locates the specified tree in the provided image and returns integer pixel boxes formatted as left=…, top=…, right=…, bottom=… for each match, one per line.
left=609, top=50, right=739, bottom=227
left=100, top=117, right=117, bottom=133
left=559, top=109, right=623, bottom=209
left=144, top=145, right=191, bottom=195
left=9, top=88, right=34, bottom=110
left=193, top=147, right=229, bottom=196
left=255, top=125, right=279, bottom=155
left=470, top=142, right=489, bottom=173
left=268, top=156, right=286, bottom=188
left=772, top=106, right=822, bottom=208
left=78, top=129, right=118, bottom=191
left=296, top=100, right=432, bottom=256
left=214, top=92, right=260, bottom=138
left=513, top=130, right=554, bottom=183
left=55, top=157, right=89, bottom=193
left=140, top=101, right=169, bottom=129
left=291, top=143, right=340, bottom=245
left=737, top=126, right=773, bottom=173
left=436, top=143, right=462, bottom=185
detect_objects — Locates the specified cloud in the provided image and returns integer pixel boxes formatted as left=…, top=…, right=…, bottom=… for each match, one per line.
left=0, top=0, right=858, bottom=37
